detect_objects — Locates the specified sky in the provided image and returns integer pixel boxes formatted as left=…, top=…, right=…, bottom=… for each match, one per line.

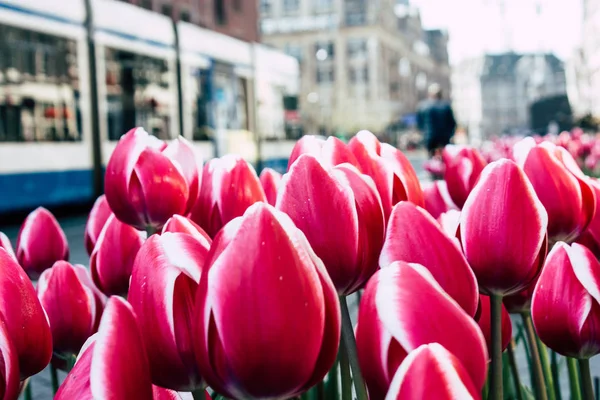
left=410, top=0, right=583, bottom=65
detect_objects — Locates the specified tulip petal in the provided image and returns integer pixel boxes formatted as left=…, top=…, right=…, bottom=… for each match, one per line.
left=162, top=215, right=212, bottom=249
left=422, top=180, right=458, bottom=219
left=0, top=232, right=16, bottom=261
left=380, top=202, right=478, bottom=316
left=54, top=340, right=95, bottom=400
left=163, top=137, right=202, bottom=213
left=259, top=168, right=282, bottom=206
left=85, top=195, right=113, bottom=255
left=288, top=135, right=360, bottom=170
left=152, top=386, right=196, bottom=400
left=443, top=146, right=487, bottom=208
left=0, top=319, right=19, bottom=400
left=380, top=143, right=424, bottom=207
left=438, top=209, right=461, bottom=239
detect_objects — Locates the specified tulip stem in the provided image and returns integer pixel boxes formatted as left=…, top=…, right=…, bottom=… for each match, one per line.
left=537, top=337, right=557, bottom=400
left=339, top=295, right=368, bottom=400
left=507, top=339, right=524, bottom=400
left=24, top=381, right=32, bottom=400
left=489, top=294, right=504, bottom=400
left=568, top=358, right=583, bottom=400
left=50, top=363, right=59, bottom=394
left=339, top=340, right=351, bottom=400
left=551, top=351, right=563, bottom=400
left=579, top=359, right=594, bottom=400
left=191, top=389, right=207, bottom=400
left=521, top=312, right=548, bottom=400
left=145, top=226, right=157, bottom=237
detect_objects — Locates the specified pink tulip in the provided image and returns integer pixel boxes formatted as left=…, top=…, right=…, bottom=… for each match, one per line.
left=384, top=343, right=480, bottom=400
left=0, top=248, right=52, bottom=379
left=0, top=320, right=19, bottom=400
left=532, top=242, right=600, bottom=358
left=90, top=214, right=145, bottom=296
left=578, top=179, right=600, bottom=258
left=422, top=180, right=458, bottom=219
left=259, top=168, right=282, bottom=206
left=459, top=159, right=548, bottom=295
left=16, top=207, right=69, bottom=279
left=84, top=195, right=112, bottom=255
left=37, top=261, right=106, bottom=359
left=379, top=202, right=478, bottom=316
left=55, top=297, right=154, bottom=399
left=438, top=209, right=461, bottom=238
left=442, top=145, right=487, bottom=208
left=348, top=130, right=424, bottom=216
left=0, top=232, right=16, bottom=261
left=162, top=215, right=212, bottom=246
left=129, top=232, right=210, bottom=390
left=104, top=127, right=190, bottom=231
left=162, top=136, right=202, bottom=212
left=356, top=262, right=488, bottom=400
left=476, top=295, right=512, bottom=356
left=193, top=203, right=341, bottom=399
left=287, top=135, right=360, bottom=170
left=277, top=155, right=385, bottom=295
left=189, top=155, right=266, bottom=238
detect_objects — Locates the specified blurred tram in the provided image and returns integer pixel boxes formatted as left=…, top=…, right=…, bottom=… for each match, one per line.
left=0, top=0, right=299, bottom=215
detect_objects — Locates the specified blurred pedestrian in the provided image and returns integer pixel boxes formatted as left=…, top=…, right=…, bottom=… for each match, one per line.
left=417, top=83, right=457, bottom=158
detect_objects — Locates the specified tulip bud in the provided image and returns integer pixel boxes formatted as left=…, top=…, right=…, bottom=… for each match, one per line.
left=475, top=295, right=512, bottom=356
left=356, top=262, right=488, bottom=400
left=37, top=261, right=106, bottom=360
left=162, top=136, right=202, bottom=212
left=0, top=248, right=52, bottom=379
left=189, top=155, right=266, bottom=238
left=193, top=203, right=341, bottom=399
left=55, top=297, right=153, bottom=399
left=0, top=232, right=16, bottom=261
left=532, top=242, right=600, bottom=358
left=422, top=180, right=458, bottom=219
left=84, top=195, right=112, bottom=255
left=288, top=135, right=360, bottom=170
left=277, top=155, right=385, bottom=295
left=380, top=202, right=478, bottom=316
left=162, top=215, right=212, bottom=247
left=459, top=159, right=548, bottom=295
left=104, top=127, right=190, bottom=231
left=259, top=168, right=282, bottom=206
left=90, top=214, right=145, bottom=296
left=385, top=343, right=480, bottom=400
left=16, top=207, right=69, bottom=279
left=514, top=138, right=595, bottom=243
left=129, top=233, right=210, bottom=390
left=442, top=145, right=487, bottom=208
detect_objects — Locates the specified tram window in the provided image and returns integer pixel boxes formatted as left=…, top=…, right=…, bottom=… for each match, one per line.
left=0, top=24, right=82, bottom=142
left=105, top=48, right=172, bottom=141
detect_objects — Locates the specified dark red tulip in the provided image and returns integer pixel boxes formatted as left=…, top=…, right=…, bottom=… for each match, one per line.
left=55, top=297, right=154, bottom=399
left=129, top=232, right=210, bottom=390
left=38, top=261, right=106, bottom=358
left=84, top=195, right=112, bottom=255
left=287, top=135, right=360, bottom=170
left=259, top=168, right=282, bottom=206
left=193, top=203, right=341, bottom=399
left=459, top=159, right=548, bottom=295
left=356, top=262, right=488, bottom=400
left=384, top=343, right=480, bottom=400
left=104, top=127, right=190, bottom=231
left=90, top=214, right=145, bottom=296
left=0, top=232, right=16, bottom=261
left=189, top=154, right=266, bottom=238
left=161, top=214, right=212, bottom=247
left=442, top=145, right=487, bottom=208
left=0, top=248, right=52, bottom=379
left=422, top=180, right=458, bottom=219
left=476, top=295, right=512, bottom=355
left=532, top=242, right=600, bottom=358
left=380, top=202, right=478, bottom=316
left=16, top=207, right=69, bottom=279
left=277, top=155, right=385, bottom=295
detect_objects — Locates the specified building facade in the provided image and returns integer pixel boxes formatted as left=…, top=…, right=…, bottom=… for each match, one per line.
left=576, top=0, right=600, bottom=117
left=258, top=0, right=450, bottom=136
left=452, top=53, right=567, bottom=144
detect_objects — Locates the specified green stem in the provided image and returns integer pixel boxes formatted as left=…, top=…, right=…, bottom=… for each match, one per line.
left=50, top=363, right=59, bottom=394
left=489, top=294, right=504, bottom=400
left=595, top=377, right=599, bottom=400
left=145, top=226, right=157, bottom=237
left=191, top=389, right=207, bottom=400
left=579, top=359, right=594, bottom=400
left=537, top=337, right=556, bottom=400
left=325, top=353, right=339, bottom=400
left=551, top=351, right=563, bottom=400
left=568, top=357, right=583, bottom=400
left=24, top=381, right=32, bottom=400
left=507, top=340, right=525, bottom=400
left=339, top=340, right=351, bottom=400
left=521, top=312, right=548, bottom=400
left=316, top=380, right=325, bottom=400
left=339, top=295, right=368, bottom=400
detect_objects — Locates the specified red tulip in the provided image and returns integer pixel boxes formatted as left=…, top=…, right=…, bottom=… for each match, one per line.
left=578, top=179, right=600, bottom=258
left=438, top=209, right=461, bottom=239
left=189, top=154, right=266, bottom=238
left=55, top=297, right=153, bottom=399
left=532, top=242, right=600, bottom=358
left=162, top=136, right=202, bottom=212
left=104, top=127, right=190, bottom=231
left=193, top=203, right=341, bottom=399
left=0, top=232, right=16, bottom=261
left=0, top=319, right=19, bottom=400
left=442, top=145, right=487, bottom=208
left=356, top=262, right=488, bottom=400
left=0, top=248, right=52, bottom=379
left=259, top=168, right=282, bottom=206
left=129, top=232, right=210, bottom=390
left=90, top=214, right=145, bottom=296
left=153, top=386, right=206, bottom=399
left=459, top=159, right=548, bottom=295
left=514, top=138, right=595, bottom=242
left=476, top=295, right=512, bottom=355
left=348, top=130, right=424, bottom=216
left=84, top=195, right=112, bottom=255
left=380, top=202, right=478, bottom=316
left=162, top=215, right=212, bottom=247
left=287, top=135, right=360, bottom=170
left=422, top=180, right=458, bottom=219
left=503, top=283, right=537, bottom=314
left=277, top=155, right=385, bottom=295
left=384, top=343, right=480, bottom=400
left=37, top=261, right=106, bottom=359
left=16, top=206, right=69, bottom=279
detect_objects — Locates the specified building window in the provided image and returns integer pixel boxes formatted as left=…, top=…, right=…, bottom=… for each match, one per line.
left=140, top=0, right=153, bottom=10
left=315, top=41, right=335, bottom=61
left=283, top=0, right=300, bottom=14
left=180, top=9, right=191, bottom=22
left=349, top=66, right=369, bottom=83
left=347, top=38, right=367, bottom=59
left=161, top=4, right=172, bottom=18
left=214, top=0, right=226, bottom=24
left=345, top=0, right=367, bottom=26
left=233, top=0, right=242, bottom=11
left=260, top=0, right=272, bottom=17
left=314, top=0, right=333, bottom=13
left=316, top=66, right=335, bottom=83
